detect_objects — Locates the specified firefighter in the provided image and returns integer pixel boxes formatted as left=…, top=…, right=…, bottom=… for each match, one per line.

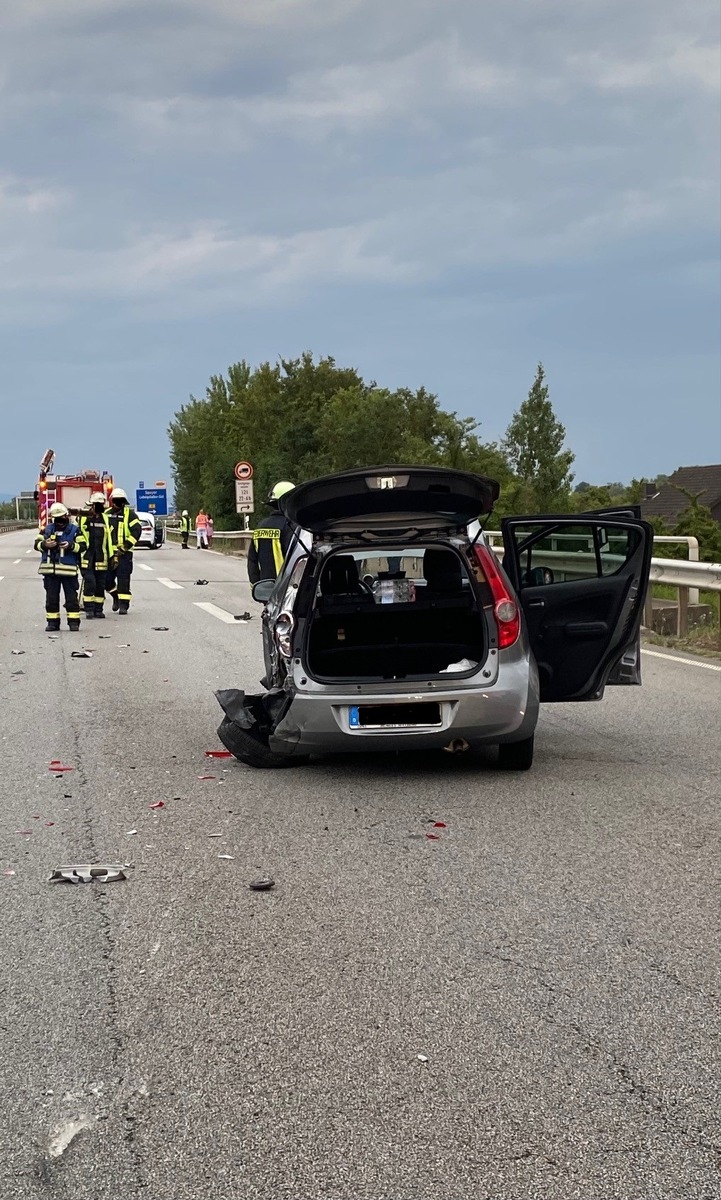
left=179, top=510, right=190, bottom=549
left=106, top=487, right=142, bottom=614
left=247, top=481, right=296, bottom=586
left=78, top=492, right=113, bottom=619
left=34, top=502, right=82, bottom=631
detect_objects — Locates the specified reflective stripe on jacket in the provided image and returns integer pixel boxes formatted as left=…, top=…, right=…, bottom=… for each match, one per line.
left=78, top=512, right=114, bottom=569
left=108, top=506, right=142, bottom=553
left=247, top=514, right=295, bottom=583
left=35, top=522, right=82, bottom=576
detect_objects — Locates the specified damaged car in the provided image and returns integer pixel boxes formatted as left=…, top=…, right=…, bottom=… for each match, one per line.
left=216, top=466, right=653, bottom=771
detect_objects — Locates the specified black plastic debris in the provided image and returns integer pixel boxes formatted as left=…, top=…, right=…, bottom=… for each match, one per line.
left=195, top=579, right=208, bottom=586
left=250, top=877, right=275, bottom=891
left=49, top=863, right=128, bottom=884
left=152, top=627, right=169, bottom=631
left=233, top=612, right=253, bottom=622
left=71, top=651, right=93, bottom=659
left=11, top=670, right=25, bottom=676
left=11, top=650, right=25, bottom=656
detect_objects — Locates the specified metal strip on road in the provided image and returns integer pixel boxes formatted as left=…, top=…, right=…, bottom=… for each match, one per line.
left=642, top=648, right=721, bottom=672
left=194, top=602, right=238, bottom=624
left=157, top=577, right=184, bottom=590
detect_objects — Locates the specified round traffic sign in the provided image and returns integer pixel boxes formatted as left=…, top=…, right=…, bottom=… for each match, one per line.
left=234, top=461, right=254, bottom=481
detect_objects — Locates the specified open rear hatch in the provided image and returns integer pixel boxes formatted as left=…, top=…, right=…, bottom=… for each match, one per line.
left=281, top=466, right=500, bottom=538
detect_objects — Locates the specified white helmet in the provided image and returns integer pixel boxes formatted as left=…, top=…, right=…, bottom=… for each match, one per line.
left=182, top=509, right=189, bottom=516
left=49, top=502, right=69, bottom=518
left=111, top=487, right=128, bottom=501
left=90, top=491, right=105, bottom=504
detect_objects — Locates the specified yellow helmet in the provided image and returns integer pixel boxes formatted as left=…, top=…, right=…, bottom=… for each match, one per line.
left=268, top=481, right=295, bottom=502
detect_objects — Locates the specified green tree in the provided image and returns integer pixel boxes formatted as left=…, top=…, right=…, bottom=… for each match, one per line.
left=501, top=363, right=575, bottom=513
left=673, top=489, right=721, bottom=562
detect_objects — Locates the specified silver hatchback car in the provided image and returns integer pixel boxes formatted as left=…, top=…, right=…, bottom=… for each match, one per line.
left=216, top=467, right=653, bottom=771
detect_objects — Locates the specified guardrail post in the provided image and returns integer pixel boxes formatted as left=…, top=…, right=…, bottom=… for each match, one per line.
left=677, top=586, right=689, bottom=637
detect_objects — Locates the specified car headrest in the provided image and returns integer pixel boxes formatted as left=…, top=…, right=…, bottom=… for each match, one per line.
left=321, top=555, right=362, bottom=595
left=423, top=548, right=464, bottom=592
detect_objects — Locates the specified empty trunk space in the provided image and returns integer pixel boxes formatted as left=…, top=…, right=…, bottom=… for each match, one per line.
left=305, top=603, right=485, bottom=680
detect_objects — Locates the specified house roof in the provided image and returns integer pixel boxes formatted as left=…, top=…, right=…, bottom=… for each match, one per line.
left=641, top=464, right=721, bottom=524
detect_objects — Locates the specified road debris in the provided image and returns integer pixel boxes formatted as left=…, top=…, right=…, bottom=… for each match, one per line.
left=49, top=762, right=74, bottom=772
left=126, top=829, right=138, bottom=836
left=233, top=612, right=253, bottom=622
left=152, top=626, right=169, bottom=631
left=71, top=650, right=94, bottom=658
left=218, top=854, right=234, bottom=860
left=48, top=1115, right=96, bottom=1158
left=149, top=801, right=165, bottom=810
left=416, top=1054, right=429, bottom=1063
left=11, top=670, right=25, bottom=676
left=3, top=869, right=16, bottom=877
left=425, top=833, right=440, bottom=841
left=98, top=634, right=111, bottom=638
left=11, top=650, right=25, bottom=655
left=432, top=821, right=447, bottom=828
left=250, top=877, right=275, bottom=891
left=204, top=749, right=232, bottom=759
left=117, top=643, right=130, bottom=648
left=49, top=864, right=128, bottom=884
left=195, top=579, right=209, bottom=586
left=197, top=774, right=216, bottom=780
left=48, top=635, right=60, bottom=639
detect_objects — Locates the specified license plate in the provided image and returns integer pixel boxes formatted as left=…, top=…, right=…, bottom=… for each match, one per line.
left=349, top=703, right=442, bottom=729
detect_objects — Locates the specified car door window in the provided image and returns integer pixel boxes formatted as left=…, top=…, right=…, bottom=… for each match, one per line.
left=509, top=523, right=641, bottom=588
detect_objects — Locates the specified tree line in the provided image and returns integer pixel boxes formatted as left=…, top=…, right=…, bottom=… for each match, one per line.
left=168, top=353, right=719, bottom=558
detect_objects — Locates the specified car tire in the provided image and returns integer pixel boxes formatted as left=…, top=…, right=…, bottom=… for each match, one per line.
left=217, top=716, right=309, bottom=770
left=497, top=735, right=534, bottom=771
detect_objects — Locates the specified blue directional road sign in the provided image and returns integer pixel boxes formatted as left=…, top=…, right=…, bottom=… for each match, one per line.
left=136, top=487, right=167, bottom=515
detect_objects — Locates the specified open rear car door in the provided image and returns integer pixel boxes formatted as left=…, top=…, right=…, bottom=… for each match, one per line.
left=501, top=512, right=654, bottom=701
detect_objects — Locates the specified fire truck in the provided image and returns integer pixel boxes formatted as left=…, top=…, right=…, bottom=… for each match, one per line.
left=36, top=450, right=114, bottom=528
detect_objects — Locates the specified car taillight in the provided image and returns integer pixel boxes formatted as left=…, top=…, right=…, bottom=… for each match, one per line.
left=473, top=543, right=520, bottom=650
left=274, top=613, right=294, bottom=658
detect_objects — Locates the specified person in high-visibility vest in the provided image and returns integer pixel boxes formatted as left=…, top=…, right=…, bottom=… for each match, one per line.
left=179, top=510, right=191, bottom=549
left=34, top=502, right=82, bottom=631
left=78, top=492, right=114, bottom=618
left=247, top=481, right=296, bottom=586
left=106, top=487, right=142, bottom=613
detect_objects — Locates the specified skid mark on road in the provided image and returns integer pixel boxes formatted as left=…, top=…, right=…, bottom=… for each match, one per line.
left=194, top=601, right=237, bottom=624
left=642, top=648, right=721, bottom=672
left=157, top=577, right=184, bottom=589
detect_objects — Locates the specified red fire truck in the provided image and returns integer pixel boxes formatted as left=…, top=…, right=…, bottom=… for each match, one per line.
left=36, top=450, right=113, bottom=528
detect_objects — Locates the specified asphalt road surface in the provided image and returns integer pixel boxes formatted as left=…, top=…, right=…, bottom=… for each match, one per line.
left=1, top=529, right=719, bottom=1200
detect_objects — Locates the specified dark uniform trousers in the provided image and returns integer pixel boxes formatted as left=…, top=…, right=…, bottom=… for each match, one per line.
left=107, top=552, right=133, bottom=609
left=44, top=575, right=80, bottom=622
left=81, top=561, right=107, bottom=612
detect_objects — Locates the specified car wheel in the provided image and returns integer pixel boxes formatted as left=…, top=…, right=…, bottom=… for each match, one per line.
left=217, top=716, right=309, bottom=769
left=497, top=735, right=534, bottom=771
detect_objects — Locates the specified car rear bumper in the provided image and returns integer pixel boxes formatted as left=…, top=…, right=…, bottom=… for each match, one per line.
left=268, top=659, right=539, bottom=757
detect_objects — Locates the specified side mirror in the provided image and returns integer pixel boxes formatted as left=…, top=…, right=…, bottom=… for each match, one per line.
left=525, top=566, right=554, bottom=587
left=252, top=579, right=277, bottom=603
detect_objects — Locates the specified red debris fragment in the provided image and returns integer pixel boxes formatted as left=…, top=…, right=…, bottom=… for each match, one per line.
left=433, top=821, right=447, bottom=829
left=197, top=774, right=216, bottom=780
left=425, top=833, right=440, bottom=841
left=46, top=822, right=55, bottom=827
left=204, top=750, right=232, bottom=759
left=49, top=764, right=74, bottom=773
left=3, top=869, right=16, bottom=877
left=16, top=831, right=32, bottom=836
left=149, top=801, right=165, bottom=810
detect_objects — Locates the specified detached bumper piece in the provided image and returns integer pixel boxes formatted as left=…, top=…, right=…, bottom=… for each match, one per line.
left=215, top=689, right=309, bottom=769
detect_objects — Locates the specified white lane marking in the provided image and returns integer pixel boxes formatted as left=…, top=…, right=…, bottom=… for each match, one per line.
left=157, top=577, right=184, bottom=590
left=194, top=602, right=237, bottom=624
left=0, top=576, right=4, bottom=582
left=642, top=648, right=721, bottom=672
left=25, top=549, right=33, bottom=555
left=137, top=563, right=154, bottom=571
left=13, top=558, right=21, bottom=563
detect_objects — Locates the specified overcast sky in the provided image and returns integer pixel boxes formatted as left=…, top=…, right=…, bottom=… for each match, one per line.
left=0, top=0, right=718, bottom=497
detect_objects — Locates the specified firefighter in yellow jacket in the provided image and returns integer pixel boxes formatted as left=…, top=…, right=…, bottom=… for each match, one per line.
left=78, top=492, right=114, bottom=619
left=105, top=487, right=142, bottom=613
